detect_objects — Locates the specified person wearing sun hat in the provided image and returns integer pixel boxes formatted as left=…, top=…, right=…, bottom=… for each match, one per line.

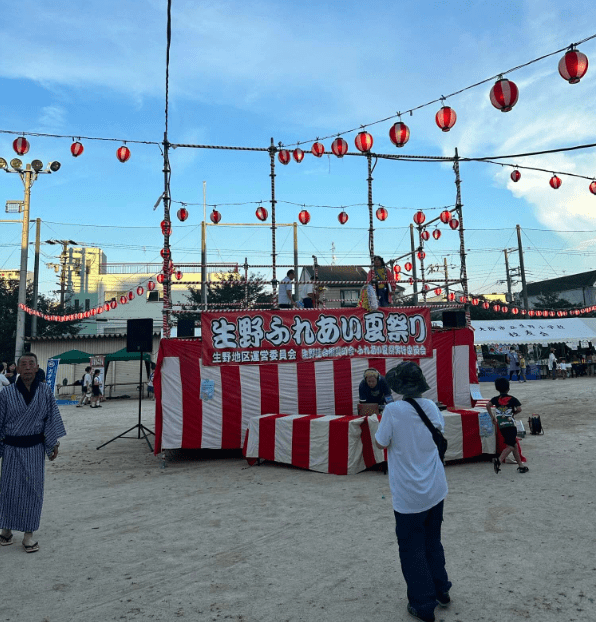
left=375, top=361, right=451, bottom=622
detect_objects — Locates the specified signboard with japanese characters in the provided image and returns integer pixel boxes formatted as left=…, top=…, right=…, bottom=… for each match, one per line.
left=472, top=318, right=596, bottom=345
left=201, top=307, right=432, bottom=366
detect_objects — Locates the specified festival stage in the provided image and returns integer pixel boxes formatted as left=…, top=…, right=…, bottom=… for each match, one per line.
left=154, top=307, right=491, bottom=472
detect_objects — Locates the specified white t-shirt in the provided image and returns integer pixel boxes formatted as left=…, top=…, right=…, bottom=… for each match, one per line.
left=0, top=374, right=10, bottom=391
left=548, top=353, right=557, bottom=367
left=299, top=281, right=314, bottom=301
left=83, top=373, right=92, bottom=389
left=278, top=276, right=293, bottom=305
left=375, top=398, right=448, bottom=514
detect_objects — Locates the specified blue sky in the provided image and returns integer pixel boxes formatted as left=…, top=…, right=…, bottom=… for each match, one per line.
left=1, top=0, right=596, bottom=300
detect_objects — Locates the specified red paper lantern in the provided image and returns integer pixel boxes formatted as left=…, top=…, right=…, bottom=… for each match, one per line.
left=376, top=207, right=388, bottom=221
left=389, top=121, right=410, bottom=148
left=278, top=149, right=291, bottom=165
left=156, top=274, right=165, bottom=284
left=589, top=181, right=596, bottom=195
left=394, top=264, right=401, bottom=273
left=413, top=210, right=425, bottom=225
left=556, top=310, right=562, bottom=317
left=210, top=209, right=221, bottom=224
left=408, top=277, right=414, bottom=285
left=490, top=78, right=519, bottom=112
left=116, top=145, right=131, bottom=162
left=511, top=169, right=521, bottom=182
left=110, top=300, right=117, bottom=309
left=70, top=141, right=84, bottom=157
left=175, top=270, right=183, bottom=280
left=424, top=284, right=430, bottom=291
left=298, top=209, right=310, bottom=225
left=417, top=251, right=426, bottom=260
left=472, top=298, right=479, bottom=306
left=432, top=229, right=441, bottom=240
left=128, top=291, right=134, bottom=300
left=147, top=281, right=156, bottom=291
left=355, top=131, right=373, bottom=153
left=338, top=211, right=349, bottom=225
left=501, top=306, right=508, bottom=313
left=311, top=142, right=325, bottom=157
left=120, top=296, right=127, bottom=304
left=393, top=266, right=401, bottom=279
left=103, top=303, right=110, bottom=312
left=434, top=288, right=442, bottom=296
left=13, top=137, right=30, bottom=155
left=558, top=48, right=589, bottom=84
left=549, top=175, right=562, bottom=189
left=161, top=220, right=172, bottom=235
left=549, top=311, right=555, bottom=317
left=160, top=248, right=170, bottom=259
left=331, top=137, right=348, bottom=158
left=292, top=148, right=304, bottom=163
left=404, top=262, right=413, bottom=272
left=435, top=106, right=457, bottom=132
left=96, top=306, right=103, bottom=314
left=449, top=218, right=459, bottom=230
left=448, top=292, right=456, bottom=301
left=493, top=304, right=501, bottom=312
left=421, top=230, right=430, bottom=241
left=177, top=208, right=188, bottom=222
left=256, top=206, right=268, bottom=221
left=439, top=210, right=451, bottom=224
left=482, top=301, right=490, bottom=309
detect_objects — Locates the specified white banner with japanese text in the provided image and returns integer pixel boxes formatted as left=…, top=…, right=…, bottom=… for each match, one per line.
left=201, top=307, right=432, bottom=366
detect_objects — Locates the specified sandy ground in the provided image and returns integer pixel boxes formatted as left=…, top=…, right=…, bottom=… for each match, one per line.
left=2, top=378, right=596, bottom=622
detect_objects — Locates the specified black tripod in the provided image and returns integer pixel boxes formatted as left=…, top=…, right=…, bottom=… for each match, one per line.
left=97, top=354, right=154, bottom=451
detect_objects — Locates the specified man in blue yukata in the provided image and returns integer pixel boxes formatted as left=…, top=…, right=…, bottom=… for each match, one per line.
left=0, top=353, right=66, bottom=553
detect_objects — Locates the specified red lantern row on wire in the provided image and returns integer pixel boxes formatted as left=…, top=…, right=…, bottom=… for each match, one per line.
left=512, top=168, right=596, bottom=194
left=18, top=280, right=158, bottom=321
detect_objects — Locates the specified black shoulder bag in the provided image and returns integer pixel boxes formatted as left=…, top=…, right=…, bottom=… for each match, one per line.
left=404, top=397, right=448, bottom=463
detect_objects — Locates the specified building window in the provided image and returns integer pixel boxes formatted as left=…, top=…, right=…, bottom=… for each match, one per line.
left=74, top=299, right=80, bottom=311
left=340, top=289, right=360, bottom=307
left=85, top=299, right=90, bottom=311
left=147, top=290, right=163, bottom=302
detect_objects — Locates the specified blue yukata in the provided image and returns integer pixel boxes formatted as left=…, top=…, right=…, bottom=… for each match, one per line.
left=0, top=378, right=66, bottom=532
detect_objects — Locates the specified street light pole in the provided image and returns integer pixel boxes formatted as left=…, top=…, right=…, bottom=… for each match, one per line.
left=15, top=165, right=34, bottom=361
left=0, top=155, right=61, bottom=362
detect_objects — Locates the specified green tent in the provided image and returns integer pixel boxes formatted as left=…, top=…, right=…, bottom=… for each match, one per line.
left=49, top=349, right=93, bottom=364
left=104, top=348, right=152, bottom=363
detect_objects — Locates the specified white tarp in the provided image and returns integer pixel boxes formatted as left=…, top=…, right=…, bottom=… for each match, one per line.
left=472, top=318, right=596, bottom=345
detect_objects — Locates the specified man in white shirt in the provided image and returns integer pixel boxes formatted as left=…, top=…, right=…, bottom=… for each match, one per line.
left=278, top=269, right=295, bottom=309
left=548, top=348, right=557, bottom=380
left=375, top=362, right=451, bottom=622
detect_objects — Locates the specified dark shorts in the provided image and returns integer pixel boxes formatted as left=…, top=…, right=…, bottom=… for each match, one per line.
left=148, top=386, right=154, bottom=393
left=302, top=298, right=314, bottom=308
left=500, top=426, right=518, bottom=447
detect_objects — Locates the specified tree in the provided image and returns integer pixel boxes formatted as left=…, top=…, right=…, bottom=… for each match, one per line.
left=186, top=271, right=274, bottom=317
left=0, top=277, right=82, bottom=363
left=533, top=292, right=574, bottom=309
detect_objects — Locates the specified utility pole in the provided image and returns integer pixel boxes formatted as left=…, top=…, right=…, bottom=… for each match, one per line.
left=444, top=258, right=450, bottom=298
left=409, top=224, right=418, bottom=304
left=201, top=181, right=207, bottom=309
left=504, top=249, right=513, bottom=303
left=31, top=218, right=41, bottom=338
left=453, top=148, right=470, bottom=322
left=516, top=224, right=529, bottom=310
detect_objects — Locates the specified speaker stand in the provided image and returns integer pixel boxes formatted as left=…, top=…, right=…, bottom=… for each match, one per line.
left=97, top=354, right=154, bottom=451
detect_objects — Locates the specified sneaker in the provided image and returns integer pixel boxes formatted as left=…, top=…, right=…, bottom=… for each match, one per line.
left=407, top=603, right=435, bottom=622
left=436, top=592, right=451, bottom=607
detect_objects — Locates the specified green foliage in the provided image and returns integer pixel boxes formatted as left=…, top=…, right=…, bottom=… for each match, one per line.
left=186, top=271, right=274, bottom=316
left=533, top=292, right=574, bottom=309
left=0, top=277, right=82, bottom=363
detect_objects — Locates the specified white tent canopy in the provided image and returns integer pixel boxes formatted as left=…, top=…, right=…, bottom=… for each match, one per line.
left=472, top=318, right=596, bottom=346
